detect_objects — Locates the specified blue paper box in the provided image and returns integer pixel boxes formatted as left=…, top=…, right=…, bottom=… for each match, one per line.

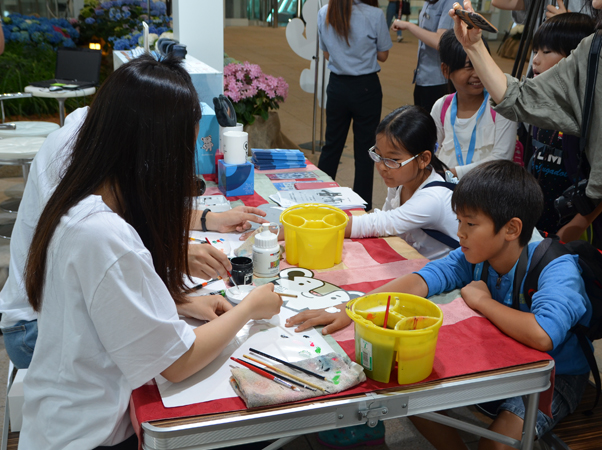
left=195, top=102, right=219, bottom=175
left=218, top=160, right=254, bottom=197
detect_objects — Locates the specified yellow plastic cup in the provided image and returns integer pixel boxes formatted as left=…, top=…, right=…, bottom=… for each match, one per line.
left=280, top=203, right=349, bottom=270
left=347, top=293, right=443, bottom=384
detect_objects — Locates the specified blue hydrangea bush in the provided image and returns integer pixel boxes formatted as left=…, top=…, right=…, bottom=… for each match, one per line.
left=1, top=14, right=80, bottom=48
left=78, top=0, right=171, bottom=51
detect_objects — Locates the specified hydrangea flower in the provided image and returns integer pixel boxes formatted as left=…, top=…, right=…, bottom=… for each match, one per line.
left=223, top=62, right=289, bottom=126
left=3, top=13, right=80, bottom=48
left=78, top=1, right=171, bottom=51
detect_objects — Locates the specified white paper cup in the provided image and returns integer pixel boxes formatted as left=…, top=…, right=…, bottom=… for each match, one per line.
left=223, top=130, right=248, bottom=165
left=219, top=123, right=243, bottom=151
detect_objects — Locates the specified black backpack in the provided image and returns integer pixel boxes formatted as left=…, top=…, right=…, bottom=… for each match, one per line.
left=479, top=238, right=602, bottom=410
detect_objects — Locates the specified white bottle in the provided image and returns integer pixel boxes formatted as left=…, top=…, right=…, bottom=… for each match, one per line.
left=253, top=224, right=280, bottom=278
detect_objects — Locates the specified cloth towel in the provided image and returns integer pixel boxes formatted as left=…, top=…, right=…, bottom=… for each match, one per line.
left=230, top=352, right=366, bottom=408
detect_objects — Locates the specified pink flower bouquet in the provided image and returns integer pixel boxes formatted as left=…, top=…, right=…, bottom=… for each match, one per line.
left=223, top=62, right=288, bottom=126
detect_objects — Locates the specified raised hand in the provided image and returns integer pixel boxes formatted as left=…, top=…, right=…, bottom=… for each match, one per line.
left=450, top=1, right=483, bottom=50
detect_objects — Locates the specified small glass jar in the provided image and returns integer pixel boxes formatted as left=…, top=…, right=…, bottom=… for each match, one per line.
left=230, top=256, right=253, bottom=285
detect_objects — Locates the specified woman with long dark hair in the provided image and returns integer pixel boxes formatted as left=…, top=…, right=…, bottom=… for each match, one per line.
left=19, top=54, right=281, bottom=450
left=391, top=0, right=458, bottom=111
left=317, top=0, right=392, bottom=211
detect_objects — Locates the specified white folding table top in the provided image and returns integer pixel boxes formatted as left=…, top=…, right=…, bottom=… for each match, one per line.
left=0, top=136, right=45, bottom=160
left=0, top=121, right=59, bottom=138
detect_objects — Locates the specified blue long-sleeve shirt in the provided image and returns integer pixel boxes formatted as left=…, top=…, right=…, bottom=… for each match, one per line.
left=418, top=243, right=592, bottom=375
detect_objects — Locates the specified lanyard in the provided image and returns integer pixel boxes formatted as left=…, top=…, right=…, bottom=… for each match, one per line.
left=450, top=91, right=489, bottom=166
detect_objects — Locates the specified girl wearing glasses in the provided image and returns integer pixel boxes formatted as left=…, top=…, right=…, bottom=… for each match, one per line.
left=344, top=105, right=459, bottom=260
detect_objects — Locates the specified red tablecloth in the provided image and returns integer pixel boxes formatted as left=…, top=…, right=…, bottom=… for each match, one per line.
left=131, top=298, right=552, bottom=427
left=129, top=168, right=554, bottom=443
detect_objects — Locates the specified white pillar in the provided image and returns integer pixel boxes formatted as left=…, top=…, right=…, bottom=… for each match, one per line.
left=172, top=0, right=224, bottom=73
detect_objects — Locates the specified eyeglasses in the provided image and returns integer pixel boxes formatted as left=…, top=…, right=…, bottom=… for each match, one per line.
left=368, top=146, right=422, bottom=169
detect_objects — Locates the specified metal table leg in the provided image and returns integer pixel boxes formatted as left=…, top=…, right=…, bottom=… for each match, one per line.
left=57, top=97, right=66, bottom=127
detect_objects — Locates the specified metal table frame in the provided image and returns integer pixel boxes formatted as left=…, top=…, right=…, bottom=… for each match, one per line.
left=141, top=360, right=553, bottom=450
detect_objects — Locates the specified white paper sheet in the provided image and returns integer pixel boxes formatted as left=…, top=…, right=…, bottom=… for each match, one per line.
left=270, top=187, right=367, bottom=210
left=189, top=230, right=245, bottom=258
left=156, top=307, right=335, bottom=408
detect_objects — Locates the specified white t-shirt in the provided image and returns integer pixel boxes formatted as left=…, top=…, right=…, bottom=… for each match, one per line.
left=19, top=195, right=196, bottom=449
left=431, top=95, right=518, bottom=179
left=350, top=169, right=458, bottom=259
left=0, top=107, right=88, bottom=328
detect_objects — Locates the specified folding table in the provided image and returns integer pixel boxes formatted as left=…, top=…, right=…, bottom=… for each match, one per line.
left=131, top=163, right=555, bottom=450
left=139, top=360, right=553, bottom=450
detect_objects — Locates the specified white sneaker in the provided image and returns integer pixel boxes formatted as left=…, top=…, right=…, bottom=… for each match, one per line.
left=397, top=35, right=403, bottom=42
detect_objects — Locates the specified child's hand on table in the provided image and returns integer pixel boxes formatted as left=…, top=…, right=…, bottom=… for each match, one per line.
left=187, top=243, right=232, bottom=279
left=460, top=280, right=493, bottom=313
left=285, top=303, right=351, bottom=335
left=239, top=283, right=283, bottom=320
left=205, top=206, right=267, bottom=233
left=178, top=295, right=233, bottom=321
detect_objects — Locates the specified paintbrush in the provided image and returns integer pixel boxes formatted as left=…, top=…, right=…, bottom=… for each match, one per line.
left=205, top=237, right=239, bottom=291
left=383, top=295, right=392, bottom=329
left=230, top=357, right=299, bottom=391
left=243, top=354, right=325, bottom=392
left=249, top=348, right=329, bottom=382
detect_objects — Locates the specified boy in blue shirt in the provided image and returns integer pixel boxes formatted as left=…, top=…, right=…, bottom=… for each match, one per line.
left=287, top=160, right=592, bottom=448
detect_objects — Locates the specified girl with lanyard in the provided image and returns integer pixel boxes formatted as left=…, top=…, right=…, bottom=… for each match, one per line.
left=430, top=29, right=517, bottom=180
left=391, top=0, right=457, bottom=112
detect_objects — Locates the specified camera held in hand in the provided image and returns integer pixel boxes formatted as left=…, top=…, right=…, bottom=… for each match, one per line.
left=554, top=179, right=597, bottom=218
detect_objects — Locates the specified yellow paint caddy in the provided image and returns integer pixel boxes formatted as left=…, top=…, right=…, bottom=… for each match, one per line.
left=347, top=293, right=443, bottom=384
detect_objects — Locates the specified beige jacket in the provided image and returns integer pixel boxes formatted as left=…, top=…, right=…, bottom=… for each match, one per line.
left=493, top=33, right=602, bottom=200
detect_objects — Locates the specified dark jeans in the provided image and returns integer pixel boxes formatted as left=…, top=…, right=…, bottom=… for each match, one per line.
left=386, top=1, right=402, bottom=37
left=318, top=72, right=382, bottom=211
left=94, top=433, right=138, bottom=450
left=413, top=83, right=449, bottom=113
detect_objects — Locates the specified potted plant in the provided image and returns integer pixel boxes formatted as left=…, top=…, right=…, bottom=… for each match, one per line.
left=223, top=61, right=293, bottom=149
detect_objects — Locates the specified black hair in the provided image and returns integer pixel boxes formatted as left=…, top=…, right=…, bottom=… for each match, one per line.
left=580, top=0, right=600, bottom=28
left=26, top=54, right=203, bottom=311
left=452, top=160, right=544, bottom=247
left=532, top=13, right=595, bottom=56
left=376, top=105, right=448, bottom=176
left=326, top=0, right=379, bottom=45
left=438, top=28, right=490, bottom=77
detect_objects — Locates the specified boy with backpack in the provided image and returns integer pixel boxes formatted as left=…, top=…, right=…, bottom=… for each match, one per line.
left=287, top=160, right=594, bottom=447
left=387, top=160, right=593, bottom=448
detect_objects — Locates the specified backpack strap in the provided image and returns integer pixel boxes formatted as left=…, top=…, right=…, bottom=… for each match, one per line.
left=420, top=181, right=459, bottom=249
left=422, top=181, right=457, bottom=191
left=511, top=245, right=531, bottom=310
left=422, top=229, right=460, bottom=249
left=515, top=238, right=600, bottom=410
left=521, top=238, right=569, bottom=308
left=490, top=108, right=496, bottom=122
left=440, top=94, right=455, bottom=125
